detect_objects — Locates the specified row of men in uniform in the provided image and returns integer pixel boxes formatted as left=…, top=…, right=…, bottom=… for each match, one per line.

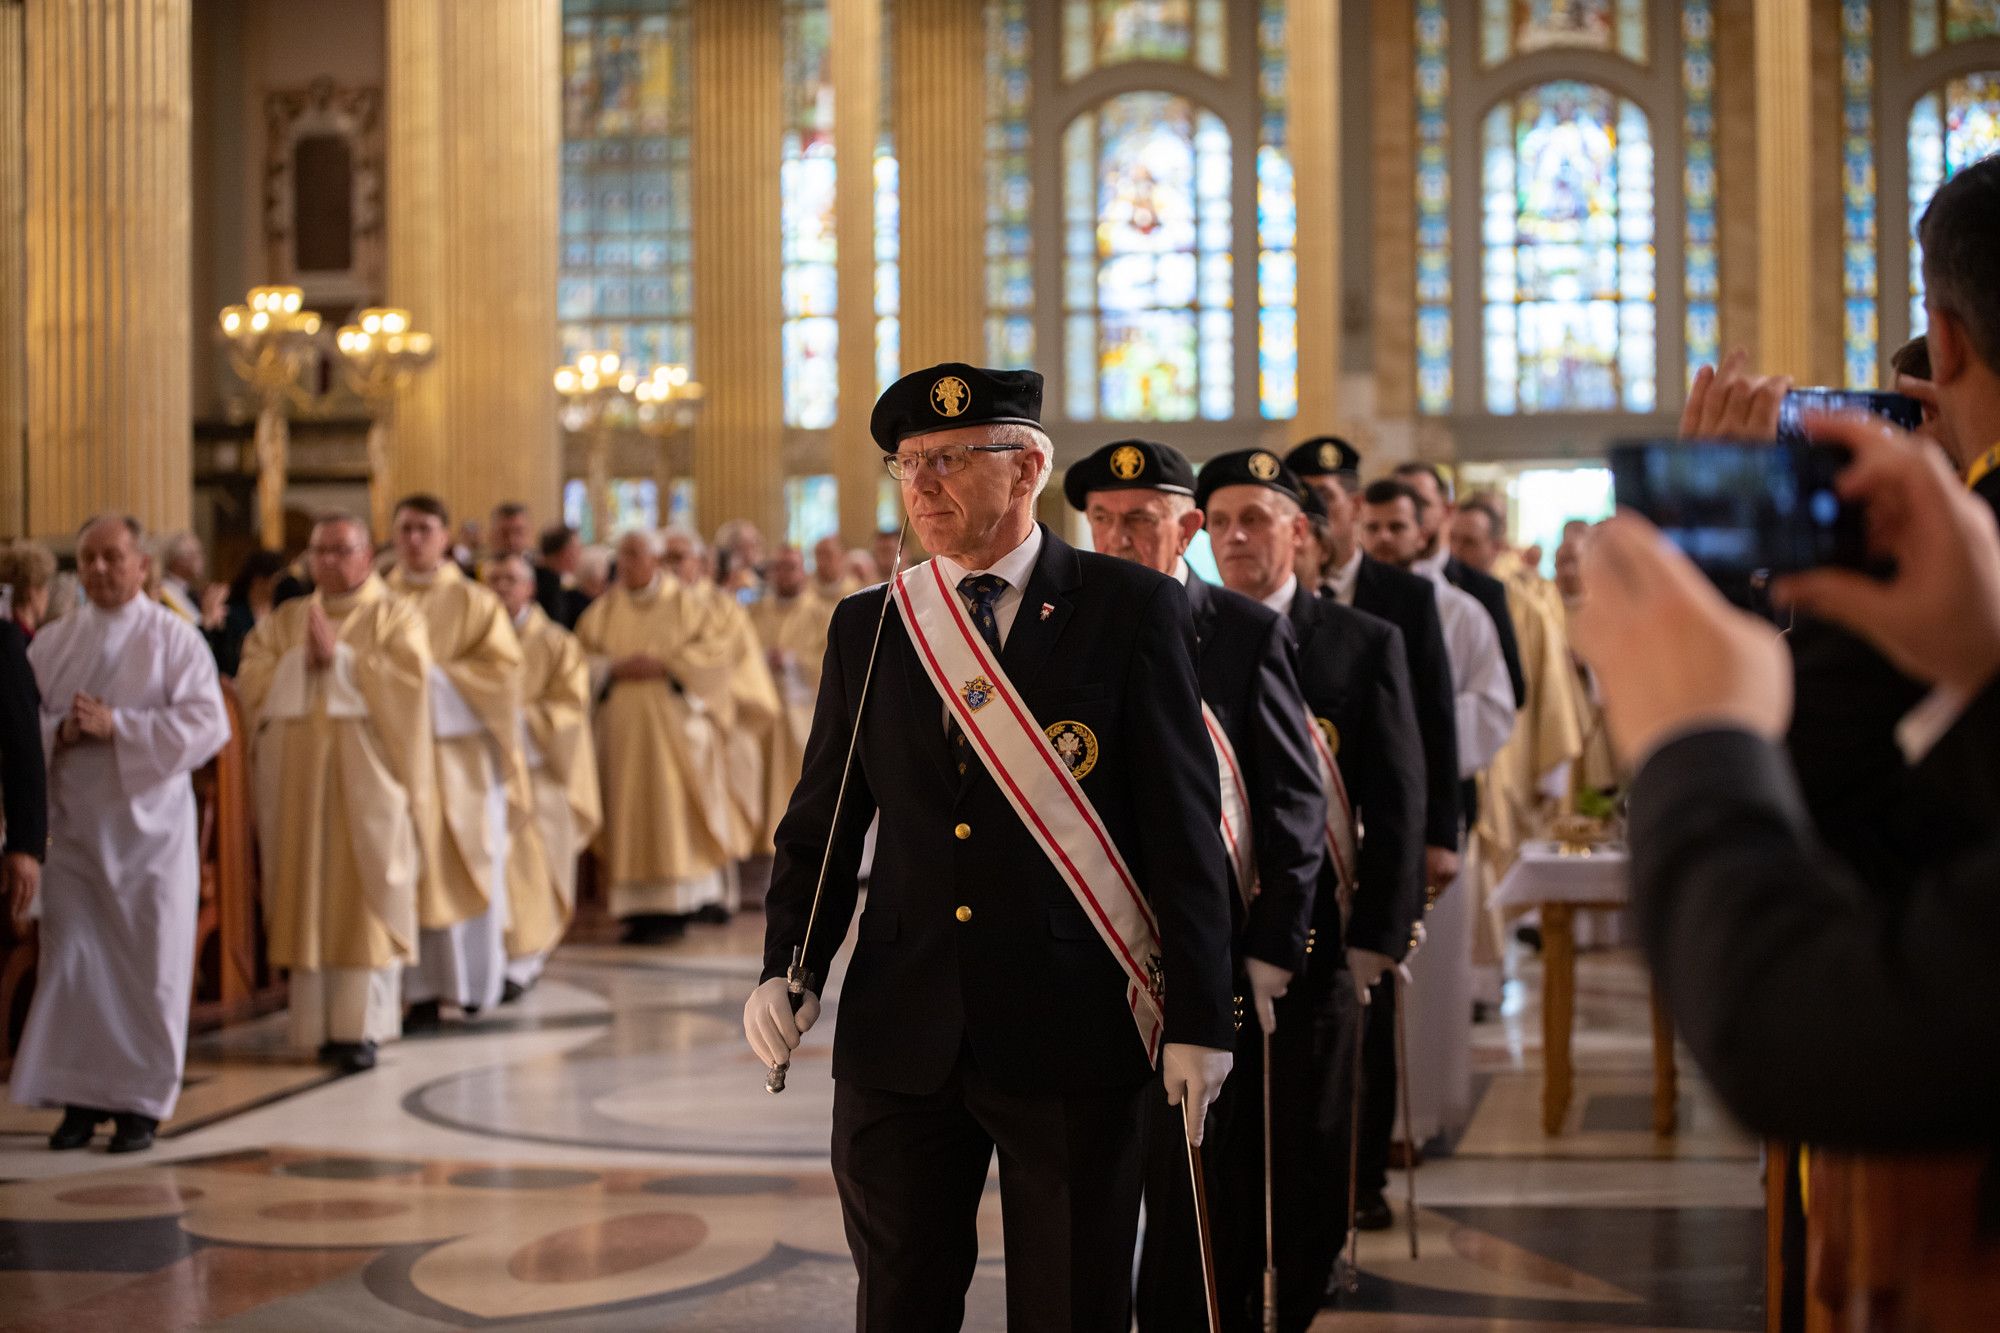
left=744, top=361, right=1608, bottom=1332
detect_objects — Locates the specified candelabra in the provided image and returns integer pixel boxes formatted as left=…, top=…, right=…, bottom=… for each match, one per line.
left=555, top=351, right=637, bottom=541
left=219, top=287, right=323, bottom=550
left=335, top=309, right=437, bottom=540
left=632, top=364, right=706, bottom=521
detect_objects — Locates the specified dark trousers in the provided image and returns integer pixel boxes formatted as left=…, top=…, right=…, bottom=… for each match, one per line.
left=1135, top=970, right=1365, bottom=1333
left=1355, top=972, right=1397, bottom=1197
left=832, top=1052, right=1150, bottom=1333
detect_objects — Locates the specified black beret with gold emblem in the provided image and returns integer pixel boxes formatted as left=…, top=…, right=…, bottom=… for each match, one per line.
left=1194, top=448, right=1310, bottom=512
left=1061, top=439, right=1196, bottom=511
left=1285, top=435, right=1362, bottom=480
left=870, top=362, right=1044, bottom=452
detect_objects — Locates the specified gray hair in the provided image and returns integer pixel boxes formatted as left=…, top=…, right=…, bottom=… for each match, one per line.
left=77, top=512, right=145, bottom=545
left=577, top=544, right=613, bottom=583
left=311, top=510, right=371, bottom=543
left=615, top=526, right=666, bottom=558
left=658, top=524, right=704, bottom=556
left=989, top=422, right=1057, bottom=503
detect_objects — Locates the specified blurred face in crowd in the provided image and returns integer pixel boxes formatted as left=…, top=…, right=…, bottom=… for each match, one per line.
left=1362, top=496, right=1428, bottom=569
left=394, top=506, right=451, bottom=574
left=483, top=554, right=534, bottom=618
left=896, top=426, right=1046, bottom=563
left=1203, top=485, right=1307, bottom=603
left=846, top=550, right=879, bottom=585
left=1554, top=521, right=1589, bottom=599
left=77, top=518, right=149, bottom=611
left=769, top=546, right=808, bottom=597
left=728, top=523, right=766, bottom=571
left=1304, top=475, right=1362, bottom=555
left=618, top=533, right=660, bottom=591
left=1086, top=489, right=1202, bottom=577
left=872, top=530, right=903, bottom=575
left=547, top=531, right=582, bottom=575
left=165, top=535, right=203, bottom=583
left=490, top=509, right=533, bottom=557
left=662, top=533, right=703, bottom=583
left=308, top=519, right=374, bottom=597
left=1449, top=507, right=1502, bottom=573
left=813, top=536, right=844, bottom=584
left=1399, top=470, right=1450, bottom=552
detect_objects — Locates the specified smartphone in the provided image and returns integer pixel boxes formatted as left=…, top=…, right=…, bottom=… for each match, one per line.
left=1777, top=388, right=1922, bottom=441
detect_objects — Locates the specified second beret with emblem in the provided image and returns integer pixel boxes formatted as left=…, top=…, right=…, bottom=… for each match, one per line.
left=1194, top=448, right=1310, bottom=512
left=1285, top=435, right=1362, bottom=479
left=1061, top=439, right=1196, bottom=511
left=870, top=362, right=1044, bottom=452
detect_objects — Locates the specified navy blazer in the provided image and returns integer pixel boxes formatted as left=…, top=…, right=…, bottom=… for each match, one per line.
left=765, top=527, right=1236, bottom=1096
left=1352, top=555, right=1460, bottom=851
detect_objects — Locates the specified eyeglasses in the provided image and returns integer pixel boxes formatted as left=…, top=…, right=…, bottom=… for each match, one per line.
left=884, top=444, right=1024, bottom=480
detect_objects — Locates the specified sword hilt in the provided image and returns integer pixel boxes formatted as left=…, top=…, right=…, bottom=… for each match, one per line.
left=765, top=947, right=819, bottom=1095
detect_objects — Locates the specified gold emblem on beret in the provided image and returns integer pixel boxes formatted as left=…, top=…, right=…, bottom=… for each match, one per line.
left=1249, top=452, right=1280, bottom=481
left=931, top=375, right=971, bottom=417
left=1045, top=720, right=1100, bottom=780
left=1318, top=443, right=1340, bottom=469
left=1317, top=716, right=1340, bottom=757
left=1109, top=445, right=1145, bottom=480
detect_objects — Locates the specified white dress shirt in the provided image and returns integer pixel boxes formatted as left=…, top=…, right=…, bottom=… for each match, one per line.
left=1325, top=547, right=1364, bottom=606
left=935, top=523, right=1044, bottom=651
left=1258, top=573, right=1300, bottom=618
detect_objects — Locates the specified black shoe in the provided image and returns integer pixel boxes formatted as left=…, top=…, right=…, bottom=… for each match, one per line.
left=501, top=979, right=527, bottom=1004
left=402, top=999, right=443, bottom=1034
left=107, top=1113, right=157, bottom=1154
left=49, top=1105, right=107, bottom=1151
left=327, top=1040, right=377, bottom=1073
left=693, top=904, right=730, bottom=926
left=620, top=914, right=686, bottom=945
left=1354, top=1191, right=1395, bottom=1232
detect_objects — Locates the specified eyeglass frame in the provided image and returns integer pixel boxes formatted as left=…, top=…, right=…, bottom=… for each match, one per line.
left=883, top=443, right=1025, bottom=481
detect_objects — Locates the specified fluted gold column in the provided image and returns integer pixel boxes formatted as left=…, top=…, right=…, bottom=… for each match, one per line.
left=1754, top=0, right=1812, bottom=379
left=0, top=2, right=23, bottom=538
left=895, top=0, right=984, bottom=369
left=692, top=0, right=785, bottom=541
left=1371, top=0, right=1417, bottom=421
left=25, top=0, right=191, bottom=536
left=832, top=0, right=883, bottom=548
left=386, top=0, right=559, bottom=527
left=1291, top=0, right=1341, bottom=437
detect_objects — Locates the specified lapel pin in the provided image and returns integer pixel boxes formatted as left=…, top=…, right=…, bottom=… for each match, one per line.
left=1039, top=602, right=1054, bottom=621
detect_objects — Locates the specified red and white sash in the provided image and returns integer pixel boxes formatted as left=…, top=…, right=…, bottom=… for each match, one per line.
left=1203, top=703, right=1256, bottom=910
left=893, top=560, right=1166, bottom=1063
left=1307, top=713, right=1359, bottom=914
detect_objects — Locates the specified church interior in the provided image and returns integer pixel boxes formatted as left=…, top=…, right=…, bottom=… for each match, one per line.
left=0, top=0, right=1996, bottom=1328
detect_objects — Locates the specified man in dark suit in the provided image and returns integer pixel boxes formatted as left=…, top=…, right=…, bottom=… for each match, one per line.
left=0, top=615, right=44, bottom=924
left=1392, top=461, right=1526, bottom=709
left=748, top=366, right=1236, bottom=1332
left=1195, top=449, right=1428, bottom=1330
left=1062, top=439, right=1327, bottom=1331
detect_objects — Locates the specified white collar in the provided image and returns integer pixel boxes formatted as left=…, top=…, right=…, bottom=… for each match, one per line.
left=1258, top=573, right=1299, bottom=616
left=1412, top=545, right=1450, bottom=583
left=1173, top=557, right=1191, bottom=585
left=1325, top=546, right=1363, bottom=599
left=511, top=605, right=533, bottom=630
left=935, top=523, right=1043, bottom=592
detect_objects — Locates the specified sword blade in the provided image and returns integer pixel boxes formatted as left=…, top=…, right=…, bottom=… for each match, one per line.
left=1185, top=1098, right=1222, bottom=1333
left=1262, top=1026, right=1277, bottom=1333
left=1395, top=970, right=1420, bottom=1260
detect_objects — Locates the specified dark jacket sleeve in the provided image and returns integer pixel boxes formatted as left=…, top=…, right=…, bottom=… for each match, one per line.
left=763, top=594, right=879, bottom=989
left=1238, top=614, right=1328, bottom=975
left=1630, top=726, right=2000, bottom=1149
left=1344, top=622, right=1428, bottom=959
left=0, top=623, right=45, bottom=860
left=1402, top=586, right=1462, bottom=850
left=1126, top=578, right=1236, bottom=1050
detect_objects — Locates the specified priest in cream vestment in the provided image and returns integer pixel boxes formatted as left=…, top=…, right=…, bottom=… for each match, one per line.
left=386, top=496, right=528, bottom=1021
left=577, top=530, right=743, bottom=937
left=483, top=554, right=600, bottom=993
left=10, top=517, right=230, bottom=1150
left=237, top=514, right=435, bottom=1070
left=748, top=545, right=831, bottom=851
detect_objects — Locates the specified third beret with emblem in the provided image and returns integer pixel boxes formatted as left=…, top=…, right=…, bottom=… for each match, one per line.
left=870, top=362, right=1044, bottom=452
left=1286, top=435, right=1362, bottom=479
left=1194, top=448, right=1310, bottom=512
left=1061, top=439, right=1196, bottom=511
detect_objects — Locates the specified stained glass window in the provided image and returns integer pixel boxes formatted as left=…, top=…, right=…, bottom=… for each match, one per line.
left=563, top=479, right=660, bottom=545
left=1258, top=0, right=1297, bottom=419
left=1840, top=0, right=1877, bottom=389
left=1682, top=0, right=1718, bottom=389
left=782, top=0, right=838, bottom=429
left=1909, top=73, right=2000, bottom=337
left=559, top=1, right=693, bottom=377
left=1061, top=1, right=1227, bottom=81
left=1064, top=93, right=1233, bottom=421
left=1481, top=82, right=1656, bottom=414
left=785, top=475, right=840, bottom=548
left=1416, top=0, right=1452, bottom=414
left=1481, top=0, right=1646, bottom=67
left=987, top=0, right=1034, bottom=369
left=1912, top=0, right=2000, bottom=55
left=877, top=5, right=900, bottom=394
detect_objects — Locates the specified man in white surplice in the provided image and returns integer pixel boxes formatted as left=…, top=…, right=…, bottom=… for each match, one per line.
left=10, top=515, right=229, bottom=1154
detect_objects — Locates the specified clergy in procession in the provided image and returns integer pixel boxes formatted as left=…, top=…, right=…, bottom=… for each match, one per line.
left=748, top=544, right=833, bottom=854
left=1197, top=451, right=1429, bottom=1329
left=693, top=550, right=782, bottom=910
left=1061, top=440, right=1329, bottom=1333
left=238, top=514, right=434, bottom=1071
left=747, top=365, right=1237, bottom=1332
left=577, top=528, right=742, bottom=943
left=811, top=534, right=861, bottom=602
left=11, top=516, right=230, bottom=1154
left=386, top=495, right=529, bottom=1028
left=482, top=553, right=601, bottom=999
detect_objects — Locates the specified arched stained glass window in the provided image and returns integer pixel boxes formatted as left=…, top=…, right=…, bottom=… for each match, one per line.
left=987, top=0, right=1034, bottom=368
left=1415, top=0, right=1452, bottom=414
left=1063, top=93, right=1232, bottom=422
left=1481, top=82, right=1656, bottom=414
left=1912, top=0, right=2000, bottom=55
left=558, top=0, right=693, bottom=374
left=1682, top=0, right=1718, bottom=389
left=782, top=0, right=838, bottom=429
left=1839, top=0, right=1877, bottom=389
left=1062, top=1, right=1226, bottom=81
left=876, top=5, right=900, bottom=394
left=1909, top=73, right=2000, bottom=336
left=1258, top=0, right=1297, bottom=419
left=1481, top=0, right=1646, bottom=68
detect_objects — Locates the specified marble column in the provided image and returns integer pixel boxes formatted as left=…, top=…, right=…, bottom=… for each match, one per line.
left=894, top=0, right=984, bottom=371
left=1753, top=0, right=1813, bottom=379
left=0, top=2, right=23, bottom=538
left=832, top=0, right=884, bottom=549
left=1370, top=0, right=1417, bottom=422
left=386, top=0, right=560, bottom=528
left=691, top=0, right=784, bottom=542
left=1291, top=0, right=1342, bottom=438
left=24, top=0, right=192, bottom=536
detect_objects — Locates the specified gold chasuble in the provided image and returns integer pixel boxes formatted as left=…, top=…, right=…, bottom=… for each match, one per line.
left=748, top=589, right=832, bottom=848
left=576, top=575, right=746, bottom=915
left=505, top=604, right=602, bottom=957
left=237, top=575, right=435, bottom=971
left=387, top=563, right=530, bottom=931
left=700, top=586, right=783, bottom=858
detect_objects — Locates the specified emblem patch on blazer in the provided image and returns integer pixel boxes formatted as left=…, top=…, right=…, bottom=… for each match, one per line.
left=1109, top=445, right=1145, bottom=480
left=1249, top=451, right=1280, bottom=481
left=1145, top=953, right=1167, bottom=1001
left=1044, top=720, right=1100, bottom=779
left=931, top=375, right=971, bottom=417
left=960, top=676, right=995, bottom=712
left=1316, top=716, right=1340, bottom=756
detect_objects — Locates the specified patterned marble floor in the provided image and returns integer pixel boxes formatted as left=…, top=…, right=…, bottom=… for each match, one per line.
left=0, top=914, right=1764, bottom=1331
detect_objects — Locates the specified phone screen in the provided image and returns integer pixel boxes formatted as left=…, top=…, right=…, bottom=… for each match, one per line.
left=1609, top=440, right=1864, bottom=582
left=1777, top=388, right=1922, bottom=441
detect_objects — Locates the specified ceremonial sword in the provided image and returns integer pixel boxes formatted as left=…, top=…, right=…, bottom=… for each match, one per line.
left=1262, top=1027, right=1278, bottom=1333
left=1185, top=1096, right=1223, bottom=1333
left=765, top=518, right=910, bottom=1095
left=1338, top=987, right=1367, bottom=1294
left=1395, top=969, right=1420, bottom=1259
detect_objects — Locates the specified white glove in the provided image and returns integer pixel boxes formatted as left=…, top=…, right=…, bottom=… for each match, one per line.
left=744, top=976, right=821, bottom=1069
left=1345, top=947, right=1410, bottom=1004
left=1161, top=1043, right=1234, bottom=1145
left=1244, top=957, right=1292, bottom=1035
